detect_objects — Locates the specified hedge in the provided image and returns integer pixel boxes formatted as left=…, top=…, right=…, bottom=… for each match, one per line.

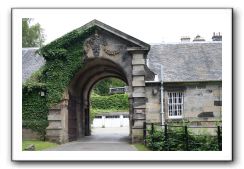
left=145, top=126, right=221, bottom=151
left=90, top=94, right=128, bottom=111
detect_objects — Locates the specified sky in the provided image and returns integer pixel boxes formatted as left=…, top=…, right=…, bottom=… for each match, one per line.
left=28, top=9, right=229, bottom=45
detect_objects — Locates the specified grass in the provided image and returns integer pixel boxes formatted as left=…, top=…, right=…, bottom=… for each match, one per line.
left=22, top=140, right=58, bottom=151
left=133, top=143, right=150, bottom=151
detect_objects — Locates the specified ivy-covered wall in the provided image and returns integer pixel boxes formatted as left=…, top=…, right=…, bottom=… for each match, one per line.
left=22, top=88, right=48, bottom=139
left=22, top=26, right=96, bottom=137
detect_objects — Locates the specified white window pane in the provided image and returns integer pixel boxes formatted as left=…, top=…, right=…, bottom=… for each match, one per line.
left=168, top=92, right=184, bottom=117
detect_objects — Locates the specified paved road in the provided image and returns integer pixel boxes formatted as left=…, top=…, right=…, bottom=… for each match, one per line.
left=45, top=127, right=137, bottom=151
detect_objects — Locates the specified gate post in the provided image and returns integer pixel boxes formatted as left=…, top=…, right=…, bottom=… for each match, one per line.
left=128, top=49, right=148, bottom=143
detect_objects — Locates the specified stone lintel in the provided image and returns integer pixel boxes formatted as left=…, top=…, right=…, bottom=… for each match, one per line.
left=133, top=75, right=144, bottom=80
left=133, top=86, right=145, bottom=93
left=132, top=76, right=145, bottom=86
left=132, top=92, right=146, bottom=97
left=133, top=65, right=144, bottom=70
left=132, top=59, right=145, bottom=65
left=133, top=113, right=145, bottom=120
left=132, top=81, right=145, bottom=87
left=133, top=104, right=146, bottom=109
left=134, top=108, right=145, bottom=113
left=48, top=114, right=62, bottom=121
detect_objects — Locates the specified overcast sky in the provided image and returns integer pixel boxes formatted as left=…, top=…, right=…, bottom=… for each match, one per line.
left=29, top=9, right=229, bottom=45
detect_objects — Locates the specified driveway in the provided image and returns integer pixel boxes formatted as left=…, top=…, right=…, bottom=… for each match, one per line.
left=45, top=127, right=137, bottom=151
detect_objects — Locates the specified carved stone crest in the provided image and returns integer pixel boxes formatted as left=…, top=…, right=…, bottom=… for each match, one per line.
left=84, top=31, right=107, bottom=58
left=103, top=46, right=120, bottom=56
left=83, top=30, right=120, bottom=59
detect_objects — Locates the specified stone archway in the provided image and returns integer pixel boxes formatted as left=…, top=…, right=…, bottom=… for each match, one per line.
left=46, top=20, right=154, bottom=144
left=68, top=58, right=130, bottom=141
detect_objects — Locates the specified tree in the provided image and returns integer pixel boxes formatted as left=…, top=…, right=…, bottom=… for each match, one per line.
left=22, top=18, right=45, bottom=47
left=93, top=78, right=126, bottom=96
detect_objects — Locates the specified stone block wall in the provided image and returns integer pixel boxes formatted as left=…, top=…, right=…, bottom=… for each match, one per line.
left=22, top=128, right=41, bottom=140
left=145, top=82, right=222, bottom=126
left=46, top=99, right=69, bottom=144
left=131, top=52, right=147, bottom=143
left=164, top=82, right=222, bottom=124
left=145, top=83, right=161, bottom=123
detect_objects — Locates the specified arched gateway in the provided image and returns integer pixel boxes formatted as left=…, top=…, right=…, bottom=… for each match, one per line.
left=46, top=20, right=155, bottom=143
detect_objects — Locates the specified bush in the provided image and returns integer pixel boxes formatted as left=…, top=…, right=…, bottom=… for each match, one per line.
left=145, top=125, right=221, bottom=151
left=145, top=130, right=164, bottom=151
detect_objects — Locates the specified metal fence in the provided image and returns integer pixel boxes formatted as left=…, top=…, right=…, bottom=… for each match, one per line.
left=143, top=122, right=222, bottom=151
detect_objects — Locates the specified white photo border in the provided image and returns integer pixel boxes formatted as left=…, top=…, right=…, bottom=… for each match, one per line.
left=12, top=8, right=232, bottom=161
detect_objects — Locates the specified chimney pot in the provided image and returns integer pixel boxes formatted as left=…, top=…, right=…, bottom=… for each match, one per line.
left=180, top=36, right=191, bottom=42
left=193, top=35, right=205, bottom=42
left=212, top=32, right=222, bottom=41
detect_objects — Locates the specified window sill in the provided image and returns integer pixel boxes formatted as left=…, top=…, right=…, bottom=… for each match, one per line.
left=168, top=116, right=183, bottom=119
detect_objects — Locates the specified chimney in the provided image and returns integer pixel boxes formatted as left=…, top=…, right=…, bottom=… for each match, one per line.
left=181, top=36, right=191, bottom=42
left=193, top=35, right=205, bottom=42
left=212, top=32, right=222, bottom=41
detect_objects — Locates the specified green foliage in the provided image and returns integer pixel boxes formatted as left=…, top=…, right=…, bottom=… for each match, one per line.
left=90, top=93, right=128, bottom=110
left=145, top=129, right=164, bottom=151
left=93, top=78, right=126, bottom=96
left=22, top=26, right=95, bottom=135
left=145, top=125, right=221, bottom=151
left=89, top=93, right=129, bottom=125
left=22, top=89, right=48, bottom=139
left=188, top=134, right=219, bottom=151
left=22, top=18, right=45, bottom=47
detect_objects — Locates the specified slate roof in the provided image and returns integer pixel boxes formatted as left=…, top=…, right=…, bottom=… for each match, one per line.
left=22, top=48, right=45, bottom=82
left=22, top=42, right=222, bottom=83
left=147, top=42, right=222, bottom=82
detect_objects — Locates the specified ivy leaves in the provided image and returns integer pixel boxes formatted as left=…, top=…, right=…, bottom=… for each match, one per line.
left=22, top=26, right=96, bottom=135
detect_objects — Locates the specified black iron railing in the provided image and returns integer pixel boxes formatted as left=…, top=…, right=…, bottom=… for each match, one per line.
left=143, top=122, right=222, bottom=151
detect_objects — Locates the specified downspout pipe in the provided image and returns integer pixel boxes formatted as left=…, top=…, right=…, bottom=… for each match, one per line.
left=160, top=64, right=165, bottom=125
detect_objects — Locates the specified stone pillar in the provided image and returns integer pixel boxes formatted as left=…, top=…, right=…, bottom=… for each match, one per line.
left=46, top=98, right=69, bottom=144
left=131, top=52, right=147, bottom=143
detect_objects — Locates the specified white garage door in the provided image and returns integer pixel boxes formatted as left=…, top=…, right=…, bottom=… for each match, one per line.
left=92, top=115, right=129, bottom=128
left=92, top=116, right=103, bottom=128
left=105, top=115, right=121, bottom=127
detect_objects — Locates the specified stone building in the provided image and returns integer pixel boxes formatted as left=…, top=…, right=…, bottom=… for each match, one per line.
left=22, top=20, right=222, bottom=143
left=146, top=41, right=222, bottom=126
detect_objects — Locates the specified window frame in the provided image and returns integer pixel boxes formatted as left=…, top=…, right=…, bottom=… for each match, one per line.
left=167, top=91, right=184, bottom=119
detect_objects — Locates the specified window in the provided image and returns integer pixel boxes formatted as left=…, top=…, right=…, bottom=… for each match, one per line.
left=168, top=92, right=184, bottom=118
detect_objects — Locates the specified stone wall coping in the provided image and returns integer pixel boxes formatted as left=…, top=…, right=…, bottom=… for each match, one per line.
left=95, top=112, right=129, bottom=116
